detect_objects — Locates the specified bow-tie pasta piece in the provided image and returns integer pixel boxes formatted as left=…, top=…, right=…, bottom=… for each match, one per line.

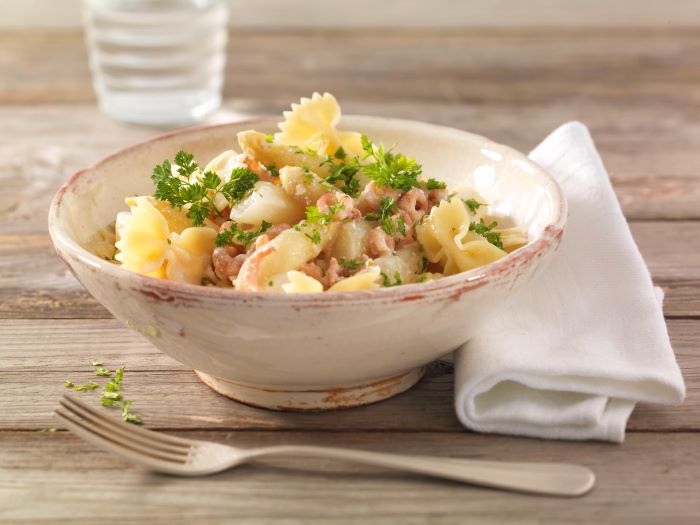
left=274, top=92, right=363, bottom=157
left=328, top=266, right=381, bottom=292
left=417, top=198, right=506, bottom=275
left=165, top=227, right=217, bottom=284
left=115, top=196, right=171, bottom=275
left=282, top=271, right=324, bottom=293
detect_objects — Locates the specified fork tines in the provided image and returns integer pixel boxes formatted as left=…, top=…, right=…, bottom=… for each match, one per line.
left=55, top=394, right=191, bottom=466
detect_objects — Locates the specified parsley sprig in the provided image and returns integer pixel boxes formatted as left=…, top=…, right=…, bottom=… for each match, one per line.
left=215, top=221, right=272, bottom=249
left=365, top=197, right=405, bottom=236
left=338, top=258, right=362, bottom=270
left=151, top=150, right=258, bottom=226
left=469, top=219, right=504, bottom=249
left=464, top=198, right=486, bottom=214
left=360, top=135, right=445, bottom=193
left=361, top=135, right=422, bottom=192
left=321, top=147, right=362, bottom=197
left=381, top=271, right=403, bottom=287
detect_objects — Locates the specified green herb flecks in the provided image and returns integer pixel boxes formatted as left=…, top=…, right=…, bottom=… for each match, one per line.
left=338, top=258, right=362, bottom=270
left=321, top=147, right=362, bottom=197
left=469, top=219, right=504, bottom=249
left=365, top=197, right=403, bottom=236
left=425, top=178, right=447, bottom=190
left=360, top=135, right=423, bottom=192
left=151, top=151, right=258, bottom=226
left=220, top=167, right=259, bottom=202
left=100, top=365, right=142, bottom=425
left=215, top=221, right=272, bottom=249
left=381, top=271, right=403, bottom=287
left=305, top=230, right=322, bottom=245
left=464, top=198, right=486, bottom=214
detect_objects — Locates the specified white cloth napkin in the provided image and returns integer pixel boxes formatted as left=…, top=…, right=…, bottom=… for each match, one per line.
left=453, top=122, right=686, bottom=442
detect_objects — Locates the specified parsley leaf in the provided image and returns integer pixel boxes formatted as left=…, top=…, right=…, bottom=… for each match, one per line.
left=265, top=134, right=274, bottom=143
left=425, top=178, right=446, bottom=190
left=338, top=258, right=362, bottom=270
left=469, top=219, right=504, bottom=249
left=94, top=367, right=112, bottom=377
left=360, top=135, right=423, bottom=192
left=305, top=230, right=322, bottom=245
left=366, top=197, right=401, bottom=235
left=71, top=381, right=100, bottom=391
left=220, top=167, right=259, bottom=202
left=381, top=271, right=403, bottom=287
left=464, top=198, right=486, bottom=214
left=215, top=221, right=272, bottom=249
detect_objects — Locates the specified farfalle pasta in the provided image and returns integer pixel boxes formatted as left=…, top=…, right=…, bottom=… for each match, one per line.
left=107, top=93, right=528, bottom=293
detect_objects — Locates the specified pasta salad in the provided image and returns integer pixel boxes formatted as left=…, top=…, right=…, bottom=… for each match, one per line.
left=107, top=93, right=528, bottom=293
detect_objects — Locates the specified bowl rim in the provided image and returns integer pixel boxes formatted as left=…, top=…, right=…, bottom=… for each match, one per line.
left=48, top=115, right=567, bottom=305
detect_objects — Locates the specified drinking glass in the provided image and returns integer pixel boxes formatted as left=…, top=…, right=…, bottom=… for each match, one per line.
left=83, top=0, right=228, bottom=127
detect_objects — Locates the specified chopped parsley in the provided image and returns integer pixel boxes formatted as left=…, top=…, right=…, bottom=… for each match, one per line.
left=366, top=197, right=403, bottom=236
left=361, top=135, right=423, bottom=192
left=425, top=178, right=447, bottom=190
left=215, top=221, right=272, bottom=249
left=417, top=273, right=428, bottom=283
left=151, top=151, right=258, bottom=226
left=37, top=427, right=57, bottom=432
left=67, top=380, right=100, bottom=391
left=265, top=134, right=274, bottom=143
left=381, top=271, right=403, bottom=287
left=305, top=230, right=322, bottom=245
left=322, top=147, right=362, bottom=197
left=305, top=203, right=344, bottom=225
left=220, top=167, right=259, bottom=202
left=464, top=198, right=486, bottom=214
left=100, top=365, right=142, bottom=425
left=470, top=219, right=504, bottom=249
left=338, top=257, right=362, bottom=270
left=94, top=367, right=112, bottom=377
left=266, top=162, right=279, bottom=177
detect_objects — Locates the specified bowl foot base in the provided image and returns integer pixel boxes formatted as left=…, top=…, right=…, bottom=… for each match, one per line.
left=194, top=367, right=425, bottom=411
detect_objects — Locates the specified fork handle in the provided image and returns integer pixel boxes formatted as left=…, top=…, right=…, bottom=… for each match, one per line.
left=243, top=445, right=594, bottom=497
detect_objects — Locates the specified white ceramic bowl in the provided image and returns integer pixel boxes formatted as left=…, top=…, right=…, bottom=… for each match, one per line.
left=49, top=116, right=566, bottom=411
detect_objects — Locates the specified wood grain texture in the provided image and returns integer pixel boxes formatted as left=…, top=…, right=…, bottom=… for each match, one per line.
left=0, top=319, right=696, bottom=432
left=1, top=28, right=700, bottom=523
left=1, top=431, right=699, bottom=524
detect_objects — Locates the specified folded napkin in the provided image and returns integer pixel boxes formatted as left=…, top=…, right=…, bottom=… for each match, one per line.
left=454, top=122, right=686, bottom=442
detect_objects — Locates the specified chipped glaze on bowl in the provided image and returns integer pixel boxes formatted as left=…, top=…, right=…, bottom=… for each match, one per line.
left=48, top=116, right=567, bottom=411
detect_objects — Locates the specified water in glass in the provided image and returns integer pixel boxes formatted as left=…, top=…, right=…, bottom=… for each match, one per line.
left=83, top=0, right=228, bottom=127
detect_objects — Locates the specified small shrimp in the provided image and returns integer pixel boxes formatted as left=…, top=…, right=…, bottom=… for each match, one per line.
left=427, top=187, right=449, bottom=206
left=301, top=260, right=325, bottom=283
left=399, top=188, right=430, bottom=223
left=325, top=257, right=343, bottom=288
left=236, top=245, right=276, bottom=292
left=316, top=191, right=361, bottom=220
left=367, top=227, right=396, bottom=258
left=357, top=181, right=401, bottom=213
left=212, top=245, right=248, bottom=283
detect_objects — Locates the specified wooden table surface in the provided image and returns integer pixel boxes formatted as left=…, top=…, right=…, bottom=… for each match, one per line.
left=1, top=28, right=700, bottom=523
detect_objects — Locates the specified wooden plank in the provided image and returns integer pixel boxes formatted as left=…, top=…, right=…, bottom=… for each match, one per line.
left=4, top=29, right=700, bottom=105
left=2, top=221, right=699, bottom=319
left=0, top=318, right=695, bottom=432
left=4, top=0, right=700, bottom=30
left=1, top=431, right=698, bottom=523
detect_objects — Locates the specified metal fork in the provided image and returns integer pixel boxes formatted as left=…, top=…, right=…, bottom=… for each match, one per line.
left=55, top=395, right=594, bottom=496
